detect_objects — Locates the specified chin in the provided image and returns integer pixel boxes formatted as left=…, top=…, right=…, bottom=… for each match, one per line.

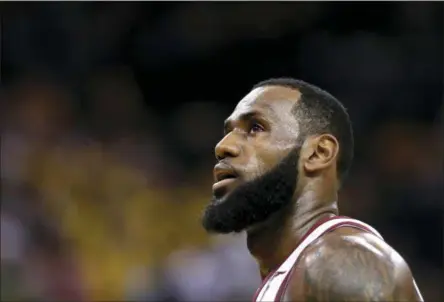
left=211, top=190, right=237, bottom=207
left=211, top=195, right=226, bottom=205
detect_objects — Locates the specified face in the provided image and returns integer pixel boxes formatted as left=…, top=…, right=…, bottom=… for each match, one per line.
left=202, top=86, right=304, bottom=234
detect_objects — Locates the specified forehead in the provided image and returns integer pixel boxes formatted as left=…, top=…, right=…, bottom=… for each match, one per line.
left=230, top=85, right=301, bottom=121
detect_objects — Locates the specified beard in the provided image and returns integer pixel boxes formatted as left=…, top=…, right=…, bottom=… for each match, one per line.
left=201, top=146, right=300, bottom=234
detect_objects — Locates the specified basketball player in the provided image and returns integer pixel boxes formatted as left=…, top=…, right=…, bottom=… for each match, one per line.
left=202, top=78, right=424, bottom=301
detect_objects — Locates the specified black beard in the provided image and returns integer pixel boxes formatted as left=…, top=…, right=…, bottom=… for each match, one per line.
left=201, top=147, right=300, bottom=234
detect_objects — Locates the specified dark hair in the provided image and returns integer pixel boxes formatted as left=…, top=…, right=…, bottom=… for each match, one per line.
left=253, top=78, right=354, bottom=183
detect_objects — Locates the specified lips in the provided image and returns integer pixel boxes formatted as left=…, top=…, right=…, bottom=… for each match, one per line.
left=213, top=163, right=239, bottom=196
left=215, top=171, right=237, bottom=182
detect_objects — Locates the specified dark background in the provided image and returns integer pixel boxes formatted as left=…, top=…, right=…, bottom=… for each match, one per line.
left=1, top=2, right=443, bottom=301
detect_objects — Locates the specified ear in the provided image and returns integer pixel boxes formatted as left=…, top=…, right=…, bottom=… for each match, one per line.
left=302, top=134, right=339, bottom=174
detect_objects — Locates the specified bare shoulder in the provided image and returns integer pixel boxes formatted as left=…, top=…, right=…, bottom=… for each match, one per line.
left=287, top=228, right=423, bottom=302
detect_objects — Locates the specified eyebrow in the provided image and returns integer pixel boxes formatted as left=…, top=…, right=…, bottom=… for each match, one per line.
left=223, top=110, right=265, bottom=133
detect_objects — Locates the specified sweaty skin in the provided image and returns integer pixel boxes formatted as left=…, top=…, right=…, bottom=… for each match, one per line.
left=287, top=228, right=423, bottom=302
left=214, top=85, right=423, bottom=301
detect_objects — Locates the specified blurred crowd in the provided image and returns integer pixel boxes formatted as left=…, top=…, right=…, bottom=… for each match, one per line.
left=1, top=2, right=443, bottom=302
left=0, top=70, right=259, bottom=301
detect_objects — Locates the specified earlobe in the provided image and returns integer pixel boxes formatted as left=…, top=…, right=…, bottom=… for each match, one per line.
left=304, top=134, right=339, bottom=174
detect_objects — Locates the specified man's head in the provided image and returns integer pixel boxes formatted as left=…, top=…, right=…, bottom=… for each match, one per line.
left=202, top=78, right=354, bottom=234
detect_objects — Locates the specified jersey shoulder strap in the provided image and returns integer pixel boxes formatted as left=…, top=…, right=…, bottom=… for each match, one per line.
left=278, top=217, right=383, bottom=273
left=254, top=216, right=384, bottom=302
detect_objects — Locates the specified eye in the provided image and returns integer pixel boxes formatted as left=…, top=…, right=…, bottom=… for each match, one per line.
left=249, top=123, right=265, bottom=134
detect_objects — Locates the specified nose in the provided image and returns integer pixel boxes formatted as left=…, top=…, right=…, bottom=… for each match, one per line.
left=215, top=133, right=241, bottom=161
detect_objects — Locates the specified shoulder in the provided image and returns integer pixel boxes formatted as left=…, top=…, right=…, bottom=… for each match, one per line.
left=288, top=228, right=421, bottom=301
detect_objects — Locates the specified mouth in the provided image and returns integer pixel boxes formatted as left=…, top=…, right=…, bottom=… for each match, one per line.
left=215, top=171, right=237, bottom=182
left=213, top=165, right=239, bottom=197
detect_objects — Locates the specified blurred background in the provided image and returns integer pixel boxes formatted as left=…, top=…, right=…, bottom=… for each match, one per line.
left=1, top=2, right=443, bottom=301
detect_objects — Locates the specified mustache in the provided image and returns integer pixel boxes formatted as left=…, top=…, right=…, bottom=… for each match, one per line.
left=214, top=160, right=241, bottom=178
left=215, top=160, right=237, bottom=171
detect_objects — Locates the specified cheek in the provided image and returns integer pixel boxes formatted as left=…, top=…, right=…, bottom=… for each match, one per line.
left=239, top=132, right=297, bottom=179
left=241, top=155, right=264, bottom=180
left=242, top=148, right=287, bottom=180
left=262, top=139, right=295, bottom=163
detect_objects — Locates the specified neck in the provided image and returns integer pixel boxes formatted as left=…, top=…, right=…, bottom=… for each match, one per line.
left=246, top=189, right=338, bottom=279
